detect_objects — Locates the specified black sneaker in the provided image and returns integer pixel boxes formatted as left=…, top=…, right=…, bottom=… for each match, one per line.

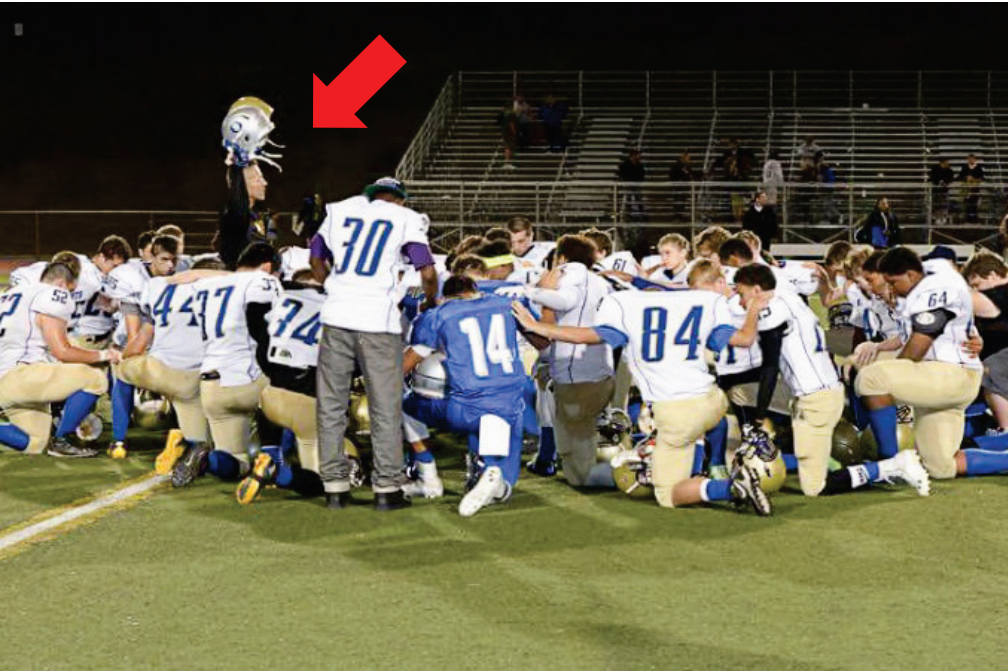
left=373, top=489, right=412, bottom=511
left=326, top=491, right=352, bottom=509
left=47, top=437, right=99, bottom=458
left=171, top=442, right=211, bottom=488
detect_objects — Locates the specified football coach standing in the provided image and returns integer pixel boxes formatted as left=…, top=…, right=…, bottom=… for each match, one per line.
left=310, top=178, right=439, bottom=511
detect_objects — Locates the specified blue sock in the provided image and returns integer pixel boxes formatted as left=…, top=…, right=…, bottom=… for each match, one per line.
left=55, top=391, right=99, bottom=438
left=262, top=445, right=286, bottom=467
left=0, top=423, right=30, bottom=451
left=783, top=453, right=798, bottom=472
left=691, top=441, right=705, bottom=476
left=413, top=450, right=434, bottom=464
left=848, top=384, right=869, bottom=430
left=963, top=449, right=1008, bottom=476
left=628, top=400, right=642, bottom=429
left=864, top=461, right=880, bottom=481
left=537, top=427, right=556, bottom=463
left=280, top=429, right=296, bottom=455
left=502, top=422, right=524, bottom=486
left=275, top=463, right=294, bottom=488
left=703, top=478, right=733, bottom=502
left=207, top=450, right=242, bottom=480
left=867, top=406, right=899, bottom=459
left=111, top=379, right=134, bottom=442
left=707, top=417, right=728, bottom=467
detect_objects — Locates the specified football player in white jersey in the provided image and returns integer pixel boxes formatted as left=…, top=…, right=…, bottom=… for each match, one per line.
left=235, top=269, right=328, bottom=504
left=508, top=216, right=554, bottom=284
left=9, top=236, right=131, bottom=349
left=733, top=263, right=930, bottom=497
left=121, top=257, right=221, bottom=473
left=0, top=261, right=119, bottom=457
left=513, top=266, right=774, bottom=514
left=170, top=242, right=281, bottom=487
left=156, top=225, right=194, bottom=273
left=105, top=235, right=179, bottom=457
left=525, top=234, right=616, bottom=488
left=856, top=247, right=1008, bottom=481
left=646, top=233, right=692, bottom=283
left=719, top=238, right=817, bottom=298
left=580, top=227, right=641, bottom=277
left=311, top=177, right=439, bottom=511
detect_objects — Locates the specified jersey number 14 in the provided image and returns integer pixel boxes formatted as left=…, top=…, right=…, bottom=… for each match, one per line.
left=458, top=314, right=515, bottom=378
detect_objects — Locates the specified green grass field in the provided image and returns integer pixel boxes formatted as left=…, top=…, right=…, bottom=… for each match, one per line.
left=5, top=417, right=1008, bottom=670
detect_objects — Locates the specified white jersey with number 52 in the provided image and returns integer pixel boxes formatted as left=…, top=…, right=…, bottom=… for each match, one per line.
left=0, top=283, right=75, bottom=377
left=317, top=195, right=429, bottom=334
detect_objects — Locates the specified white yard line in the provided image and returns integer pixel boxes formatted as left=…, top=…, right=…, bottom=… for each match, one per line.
left=0, top=473, right=167, bottom=556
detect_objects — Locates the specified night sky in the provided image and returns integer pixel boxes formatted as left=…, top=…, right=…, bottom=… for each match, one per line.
left=0, top=3, right=1001, bottom=212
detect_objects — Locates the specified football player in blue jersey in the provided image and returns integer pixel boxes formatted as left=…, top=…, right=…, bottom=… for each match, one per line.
left=402, top=274, right=546, bottom=517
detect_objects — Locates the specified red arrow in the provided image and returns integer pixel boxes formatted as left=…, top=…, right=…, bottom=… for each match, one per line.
left=313, top=35, right=406, bottom=128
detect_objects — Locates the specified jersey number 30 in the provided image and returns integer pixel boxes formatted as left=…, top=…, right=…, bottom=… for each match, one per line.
left=335, top=218, right=393, bottom=277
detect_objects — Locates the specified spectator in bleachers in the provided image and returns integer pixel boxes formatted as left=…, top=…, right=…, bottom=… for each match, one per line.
left=736, top=140, right=756, bottom=180
left=669, top=149, right=695, bottom=182
left=855, top=197, right=901, bottom=248
left=498, top=95, right=531, bottom=169
left=742, top=190, right=778, bottom=252
left=668, top=149, right=695, bottom=222
left=929, top=157, right=955, bottom=225
left=539, top=94, right=568, bottom=153
left=959, top=153, right=985, bottom=224
left=816, top=151, right=842, bottom=225
left=618, top=149, right=646, bottom=223
left=796, top=135, right=821, bottom=178
left=761, top=150, right=784, bottom=206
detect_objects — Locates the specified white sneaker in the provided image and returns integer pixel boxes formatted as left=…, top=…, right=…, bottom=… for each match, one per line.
left=883, top=450, right=931, bottom=497
left=403, top=462, right=444, bottom=499
left=458, top=466, right=509, bottom=517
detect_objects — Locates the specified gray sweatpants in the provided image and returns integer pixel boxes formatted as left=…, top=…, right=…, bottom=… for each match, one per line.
left=317, top=325, right=406, bottom=493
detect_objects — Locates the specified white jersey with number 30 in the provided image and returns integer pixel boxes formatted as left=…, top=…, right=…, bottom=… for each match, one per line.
left=317, top=195, right=429, bottom=334
left=0, top=283, right=75, bottom=377
left=267, top=285, right=326, bottom=371
left=594, top=289, right=734, bottom=402
left=194, top=271, right=280, bottom=386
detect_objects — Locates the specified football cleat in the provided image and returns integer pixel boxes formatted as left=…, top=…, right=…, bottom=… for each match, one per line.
left=525, top=457, right=557, bottom=477
left=464, top=452, right=486, bottom=492
left=730, top=462, right=772, bottom=516
left=171, top=442, right=211, bottom=488
left=402, top=461, right=443, bottom=499
left=47, top=437, right=99, bottom=459
left=883, top=450, right=931, bottom=497
left=108, top=441, right=128, bottom=460
left=156, top=430, right=188, bottom=475
left=236, top=452, right=278, bottom=505
left=458, top=466, right=510, bottom=518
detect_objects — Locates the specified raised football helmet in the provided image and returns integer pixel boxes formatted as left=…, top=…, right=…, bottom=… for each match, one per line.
left=735, top=424, right=786, bottom=493
left=596, top=407, right=632, bottom=463
left=412, top=352, right=447, bottom=400
left=221, top=96, right=284, bottom=171
left=611, top=435, right=654, bottom=499
left=131, top=389, right=173, bottom=431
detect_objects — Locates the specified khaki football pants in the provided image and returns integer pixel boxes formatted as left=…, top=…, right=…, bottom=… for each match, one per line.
left=200, top=376, right=269, bottom=466
left=553, top=377, right=616, bottom=486
left=260, top=385, right=319, bottom=473
left=791, top=385, right=845, bottom=496
left=856, top=360, right=983, bottom=479
left=116, top=355, right=208, bottom=442
left=650, top=386, right=729, bottom=508
left=0, top=362, right=108, bottom=454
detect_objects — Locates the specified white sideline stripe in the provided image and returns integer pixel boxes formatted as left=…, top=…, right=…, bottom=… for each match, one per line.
left=0, top=474, right=167, bottom=553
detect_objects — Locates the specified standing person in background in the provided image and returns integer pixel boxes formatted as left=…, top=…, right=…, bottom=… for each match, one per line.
left=761, top=150, right=784, bottom=208
left=958, top=153, right=985, bottom=224
left=742, top=191, right=779, bottom=253
left=311, top=177, right=439, bottom=511
left=929, top=157, right=955, bottom=225
left=618, top=148, right=647, bottom=224
left=855, top=197, right=901, bottom=249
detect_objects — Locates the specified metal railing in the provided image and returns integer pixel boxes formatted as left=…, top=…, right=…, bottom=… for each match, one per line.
left=404, top=180, right=1007, bottom=248
left=395, top=75, right=457, bottom=182
left=454, top=71, right=1008, bottom=110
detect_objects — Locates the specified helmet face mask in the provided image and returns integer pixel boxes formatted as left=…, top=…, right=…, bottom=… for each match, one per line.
left=222, top=96, right=283, bottom=171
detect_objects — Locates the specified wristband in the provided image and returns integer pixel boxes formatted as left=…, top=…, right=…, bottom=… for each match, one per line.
left=98, top=350, right=110, bottom=363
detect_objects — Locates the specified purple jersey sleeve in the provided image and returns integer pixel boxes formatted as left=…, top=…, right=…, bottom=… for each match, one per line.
left=402, top=242, right=435, bottom=269
left=310, top=233, right=333, bottom=265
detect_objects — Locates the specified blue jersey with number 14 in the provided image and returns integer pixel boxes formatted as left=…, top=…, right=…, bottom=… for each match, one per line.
left=411, top=294, right=526, bottom=414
